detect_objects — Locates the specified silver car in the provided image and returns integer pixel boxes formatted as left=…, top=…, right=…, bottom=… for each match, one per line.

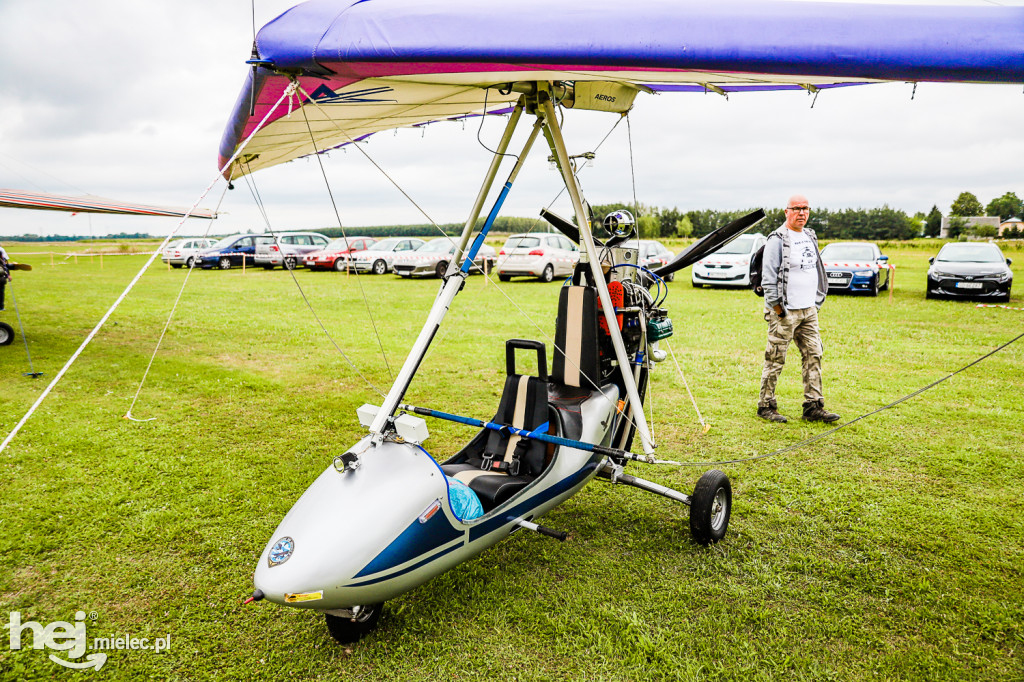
left=691, top=233, right=767, bottom=288
left=161, top=237, right=216, bottom=269
left=495, top=232, right=579, bottom=282
left=392, top=237, right=496, bottom=278
left=254, top=231, right=331, bottom=270
left=348, top=237, right=425, bottom=274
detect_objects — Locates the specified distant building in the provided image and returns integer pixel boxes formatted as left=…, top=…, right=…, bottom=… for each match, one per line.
left=940, top=215, right=1000, bottom=238
left=999, top=217, right=1022, bottom=237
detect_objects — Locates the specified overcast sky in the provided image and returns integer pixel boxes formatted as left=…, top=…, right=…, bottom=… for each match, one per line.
left=1, top=0, right=1022, bottom=239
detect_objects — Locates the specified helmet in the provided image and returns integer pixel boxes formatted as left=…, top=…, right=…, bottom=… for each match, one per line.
left=603, top=210, right=635, bottom=237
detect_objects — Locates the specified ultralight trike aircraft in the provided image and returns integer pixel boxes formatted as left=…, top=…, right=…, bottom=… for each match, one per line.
left=218, top=0, right=1024, bottom=643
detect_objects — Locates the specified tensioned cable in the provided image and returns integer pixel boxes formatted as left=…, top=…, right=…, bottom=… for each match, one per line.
left=124, top=182, right=231, bottom=421
left=239, top=155, right=387, bottom=398
left=297, top=99, right=394, bottom=382
left=0, top=84, right=299, bottom=453
left=661, top=328, right=1024, bottom=467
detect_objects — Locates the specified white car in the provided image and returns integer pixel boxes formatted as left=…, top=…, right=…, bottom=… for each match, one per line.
left=254, top=231, right=331, bottom=270
left=691, top=233, right=767, bottom=288
left=161, top=238, right=217, bottom=269
left=347, top=237, right=426, bottom=274
left=495, top=232, right=579, bottom=282
left=392, top=237, right=496, bottom=278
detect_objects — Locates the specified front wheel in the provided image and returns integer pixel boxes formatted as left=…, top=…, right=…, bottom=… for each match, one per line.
left=539, top=264, right=555, bottom=283
left=689, top=470, right=731, bottom=545
left=869, top=275, right=879, bottom=297
left=435, top=261, right=449, bottom=279
left=0, top=322, right=13, bottom=346
left=325, top=603, right=383, bottom=644
left=185, top=256, right=195, bottom=269
left=372, top=259, right=387, bottom=275
left=333, top=259, right=347, bottom=272
left=218, top=257, right=232, bottom=270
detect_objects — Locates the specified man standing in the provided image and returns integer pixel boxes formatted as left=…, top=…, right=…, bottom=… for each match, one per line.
left=757, top=195, right=840, bottom=424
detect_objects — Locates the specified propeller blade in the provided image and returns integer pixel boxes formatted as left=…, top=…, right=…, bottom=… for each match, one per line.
left=539, top=208, right=605, bottom=247
left=652, top=209, right=766, bottom=279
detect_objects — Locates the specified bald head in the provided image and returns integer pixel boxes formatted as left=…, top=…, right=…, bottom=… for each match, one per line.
left=784, top=195, right=810, bottom=231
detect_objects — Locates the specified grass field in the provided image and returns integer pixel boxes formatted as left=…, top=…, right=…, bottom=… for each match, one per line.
left=1, top=239, right=1022, bottom=680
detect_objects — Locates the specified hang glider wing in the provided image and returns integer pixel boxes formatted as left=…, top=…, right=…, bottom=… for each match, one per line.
left=0, top=189, right=216, bottom=219
left=220, top=0, right=1024, bottom=179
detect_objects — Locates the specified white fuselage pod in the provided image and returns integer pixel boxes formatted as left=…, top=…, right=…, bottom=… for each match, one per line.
left=255, top=385, right=620, bottom=611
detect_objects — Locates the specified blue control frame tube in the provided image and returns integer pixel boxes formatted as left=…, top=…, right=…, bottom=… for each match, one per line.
left=399, top=402, right=630, bottom=460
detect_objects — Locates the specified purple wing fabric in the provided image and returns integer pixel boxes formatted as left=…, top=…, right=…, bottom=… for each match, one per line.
left=219, top=0, right=1024, bottom=177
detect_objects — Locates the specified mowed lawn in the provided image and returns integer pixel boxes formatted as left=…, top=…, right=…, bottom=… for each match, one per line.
left=1, top=239, right=1022, bottom=681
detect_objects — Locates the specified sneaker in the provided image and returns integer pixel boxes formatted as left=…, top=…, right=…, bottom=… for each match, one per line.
left=757, top=401, right=788, bottom=423
left=802, top=400, right=840, bottom=423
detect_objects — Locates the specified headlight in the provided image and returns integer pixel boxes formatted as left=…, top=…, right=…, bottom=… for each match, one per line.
left=995, top=272, right=1011, bottom=283
left=854, top=270, right=872, bottom=277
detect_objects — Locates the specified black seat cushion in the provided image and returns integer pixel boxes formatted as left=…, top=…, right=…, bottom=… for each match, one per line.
left=441, top=464, right=532, bottom=511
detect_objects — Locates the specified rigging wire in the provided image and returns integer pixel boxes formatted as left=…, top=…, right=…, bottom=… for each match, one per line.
left=124, top=182, right=230, bottom=421
left=239, top=155, right=388, bottom=398
left=297, top=99, right=394, bottom=383
left=0, top=84, right=298, bottom=453
left=661, top=328, right=1024, bottom=467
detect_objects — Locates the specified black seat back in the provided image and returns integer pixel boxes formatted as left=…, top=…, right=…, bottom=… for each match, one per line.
left=552, top=285, right=601, bottom=389
left=484, top=340, right=549, bottom=477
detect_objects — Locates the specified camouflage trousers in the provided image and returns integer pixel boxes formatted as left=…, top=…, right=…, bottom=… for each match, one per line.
left=758, top=306, right=824, bottom=407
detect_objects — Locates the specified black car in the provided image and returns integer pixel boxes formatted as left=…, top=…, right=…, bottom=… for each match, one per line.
left=926, top=242, right=1013, bottom=302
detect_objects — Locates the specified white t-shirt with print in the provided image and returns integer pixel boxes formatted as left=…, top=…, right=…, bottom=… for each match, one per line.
left=786, top=230, right=817, bottom=309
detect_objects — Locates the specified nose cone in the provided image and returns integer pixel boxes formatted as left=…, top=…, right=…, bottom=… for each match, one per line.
left=254, top=439, right=453, bottom=609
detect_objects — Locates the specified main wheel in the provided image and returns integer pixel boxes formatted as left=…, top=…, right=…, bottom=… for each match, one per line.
left=333, top=258, right=347, bottom=272
left=218, top=257, right=232, bottom=270
left=435, top=261, right=448, bottom=279
left=372, top=259, right=387, bottom=275
left=325, top=603, right=383, bottom=644
left=539, top=264, right=555, bottom=283
left=689, top=470, right=731, bottom=545
left=283, top=257, right=297, bottom=270
left=0, top=322, right=13, bottom=346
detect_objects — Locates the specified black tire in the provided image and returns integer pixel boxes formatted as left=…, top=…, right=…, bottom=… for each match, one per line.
left=997, top=287, right=1011, bottom=303
left=435, top=261, right=448, bottom=279
left=372, top=259, right=387, bottom=275
left=0, top=322, right=13, bottom=346
left=692, top=281, right=704, bottom=288
left=218, top=257, right=232, bottom=270
left=325, top=604, right=383, bottom=644
left=185, top=256, right=195, bottom=269
left=333, top=259, right=347, bottom=272
left=689, top=470, right=731, bottom=545
left=925, top=289, right=935, bottom=300
left=539, top=264, right=555, bottom=283
left=665, top=272, right=675, bottom=282
left=879, top=272, right=889, bottom=292
left=262, top=265, right=275, bottom=270
left=868, top=275, right=879, bottom=297
left=498, top=274, right=512, bottom=282
left=171, top=264, right=183, bottom=269
left=283, top=257, right=297, bottom=271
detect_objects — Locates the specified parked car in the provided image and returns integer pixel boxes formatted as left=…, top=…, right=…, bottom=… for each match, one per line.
left=637, top=240, right=676, bottom=281
left=691, top=233, right=766, bottom=288
left=254, top=232, right=330, bottom=270
left=819, top=241, right=890, bottom=296
left=303, top=236, right=377, bottom=271
left=495, top=232, right=579, bottom=282
left=926, top=242, right=1013, bottom=301
left=347, top=237, right=426, bottom=274
left=392, top=237, right=496, bottom=278
left=161, top=237, right=216, bottom=269
left=197, top=234, right=261, bottom=270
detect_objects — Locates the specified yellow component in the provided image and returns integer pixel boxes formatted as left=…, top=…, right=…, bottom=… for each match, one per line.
left=284, top=591, right=324, bottom=603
